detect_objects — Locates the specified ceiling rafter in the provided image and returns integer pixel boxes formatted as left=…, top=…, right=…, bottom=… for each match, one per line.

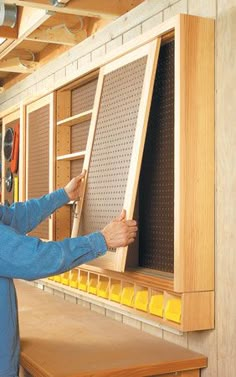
left=0, top=6, right=51, bottom=60
left=26, top=24, right=87, bottom=46
left=4, top=0, right=144, bottom=19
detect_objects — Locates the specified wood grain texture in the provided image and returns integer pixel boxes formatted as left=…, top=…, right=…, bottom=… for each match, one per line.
left=174, top=15, right=214, bottom=292
left=16, top=280, right=207, bottom=377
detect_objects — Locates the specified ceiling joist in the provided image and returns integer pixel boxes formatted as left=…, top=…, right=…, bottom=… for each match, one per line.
left=0, top=6, right=51, bottom=60
left=26, top=24, right=87, bottom=46
left=4, top=0, right=144, bottom=19
left=0, top=25, right=18, bottom=39
left=0, top=57, right=38, bottom=73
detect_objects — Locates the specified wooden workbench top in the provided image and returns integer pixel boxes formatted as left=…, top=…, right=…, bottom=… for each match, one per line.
left=16, top=280, right=207, bottom=377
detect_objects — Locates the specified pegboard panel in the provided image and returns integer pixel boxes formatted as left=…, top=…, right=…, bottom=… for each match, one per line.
left=80, top=56, right=148, bottom=238
left=27, top=105, right=49, bottom=239
left=71, top=79, right=98, bottom=115
left=139, top=41, right=174, bottom=273
left=71, top=120, right=90, bottom=153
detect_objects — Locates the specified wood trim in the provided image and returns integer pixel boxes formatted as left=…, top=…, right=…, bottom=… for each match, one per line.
left=19, top=104, right=26, bottom=201
left=174, top=15, right=215, bottom=292
left=57, top=151, right=86, bottom=161
left=57, top=110, right=92, bottom=127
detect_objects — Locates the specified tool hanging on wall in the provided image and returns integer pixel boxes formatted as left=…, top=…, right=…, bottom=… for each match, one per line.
left=3, top=127, right=14, bottom=161
left=10, top=123, right=20, bottom=173
left=5, top=167, right=13, bottom=192
left=13, top=176, right=19, bottom=202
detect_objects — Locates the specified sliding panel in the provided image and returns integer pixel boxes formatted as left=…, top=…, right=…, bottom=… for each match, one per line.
left=74, top=39, right=161, bottom=272
left=26, top=94, right=55, bottom=240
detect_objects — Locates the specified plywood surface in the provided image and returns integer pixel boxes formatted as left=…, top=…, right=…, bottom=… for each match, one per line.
left=16, top=280, right=207, bottom=377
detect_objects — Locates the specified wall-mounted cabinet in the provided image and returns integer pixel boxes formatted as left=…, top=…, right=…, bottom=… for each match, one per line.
left=52, top=15, right=214, bottom=331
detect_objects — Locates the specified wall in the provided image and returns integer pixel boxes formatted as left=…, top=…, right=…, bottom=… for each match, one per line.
left=1, top=1, right=236, bottom=376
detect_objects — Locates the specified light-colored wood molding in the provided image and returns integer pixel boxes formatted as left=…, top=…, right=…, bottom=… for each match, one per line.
left=57, top=110, right=92, bottom=127
left=57, top=151, right=85, bottom=161
left=174, top=15, right=215, bottom=293
left=26, top=25, right=87, bottom=46
left=4, top=0, right=144, bottom=19
left=19, top=104, right=26, bottom=201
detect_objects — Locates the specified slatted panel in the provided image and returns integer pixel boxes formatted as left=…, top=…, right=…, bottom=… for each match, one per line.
left=28, top=105, right=49, bottom=239
left=71, top=121, right=90, bottom=153
left=71, top=79, right=98, bottom=115
left=3, top=120, right=19, bottom=205
left=139, top=41, right=174, bottom=272
left=80, top=57, right=147, bottom=240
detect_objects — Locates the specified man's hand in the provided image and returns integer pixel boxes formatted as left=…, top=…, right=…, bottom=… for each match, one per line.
left=101, top=209, right=138, bottom=249
left=64, top=170, right=86, bottom=201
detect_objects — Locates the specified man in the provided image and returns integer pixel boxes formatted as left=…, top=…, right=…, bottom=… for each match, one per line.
left=0, top=171, right=137, bottom=377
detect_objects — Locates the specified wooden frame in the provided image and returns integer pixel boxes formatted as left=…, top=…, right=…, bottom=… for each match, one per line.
left=72, top=38, right=161, bottom=272
left=51, top=15, right=214, bottom=331
left=26, top=93, right=55, bottom=240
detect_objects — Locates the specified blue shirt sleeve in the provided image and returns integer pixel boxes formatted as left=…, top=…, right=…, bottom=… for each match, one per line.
left=0, top=223, right=107, bottom=280
left=0, top=189, right=69, bottom=234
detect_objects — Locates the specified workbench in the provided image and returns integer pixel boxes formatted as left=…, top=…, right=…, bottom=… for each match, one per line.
left=16, top=280, right=207, bottom=377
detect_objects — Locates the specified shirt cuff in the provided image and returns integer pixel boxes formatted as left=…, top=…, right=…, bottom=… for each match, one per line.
left=85, top=231, right=108, bottom=258
left=53, top=188, right=70, bottom=206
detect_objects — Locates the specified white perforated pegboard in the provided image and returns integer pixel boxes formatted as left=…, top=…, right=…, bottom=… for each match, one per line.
left=80, top=57, right=147, bottom=237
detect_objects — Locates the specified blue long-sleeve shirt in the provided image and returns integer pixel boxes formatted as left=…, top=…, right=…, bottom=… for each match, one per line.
left=0, top=189, right=107, bottom=377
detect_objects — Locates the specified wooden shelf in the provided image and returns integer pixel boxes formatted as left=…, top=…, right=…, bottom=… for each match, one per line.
left=57, top=110, right=92, bottom=127
left=57, top=151, right=85, bottom=161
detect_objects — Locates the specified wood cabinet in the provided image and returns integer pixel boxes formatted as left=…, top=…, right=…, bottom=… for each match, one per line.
left=52, top=15, right=214, bottom=331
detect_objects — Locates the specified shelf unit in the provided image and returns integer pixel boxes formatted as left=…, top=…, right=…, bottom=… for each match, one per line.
left=48, top=266, right=213, bottom=332
left=55, top=71, right=99, bottom=240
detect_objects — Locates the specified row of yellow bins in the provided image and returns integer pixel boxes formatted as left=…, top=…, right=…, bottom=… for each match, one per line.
left=48, top=270, right=181, bottom=324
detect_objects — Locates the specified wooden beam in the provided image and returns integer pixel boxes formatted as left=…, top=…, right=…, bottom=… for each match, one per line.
left=0, top=57, right=39, bottom=72
left=0, top=25, right=18, bottom=39
left=0, top=6, right=51, bottom=59
left=26, top=24, right=87, bottom=46
left=4, top=0, right=144, bottom=19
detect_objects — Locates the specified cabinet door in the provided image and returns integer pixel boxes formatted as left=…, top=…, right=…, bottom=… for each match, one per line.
left=73, top=39, right=161, bottom=272
left=26, top=94, right=55, bottom=240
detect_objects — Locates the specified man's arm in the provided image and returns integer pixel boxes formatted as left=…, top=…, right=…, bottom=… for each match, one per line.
left=0, top=171, right=85, bottom=235
left=0, top=212, right=137, bottom=280
left=0, top=189, right=69, bottom=235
